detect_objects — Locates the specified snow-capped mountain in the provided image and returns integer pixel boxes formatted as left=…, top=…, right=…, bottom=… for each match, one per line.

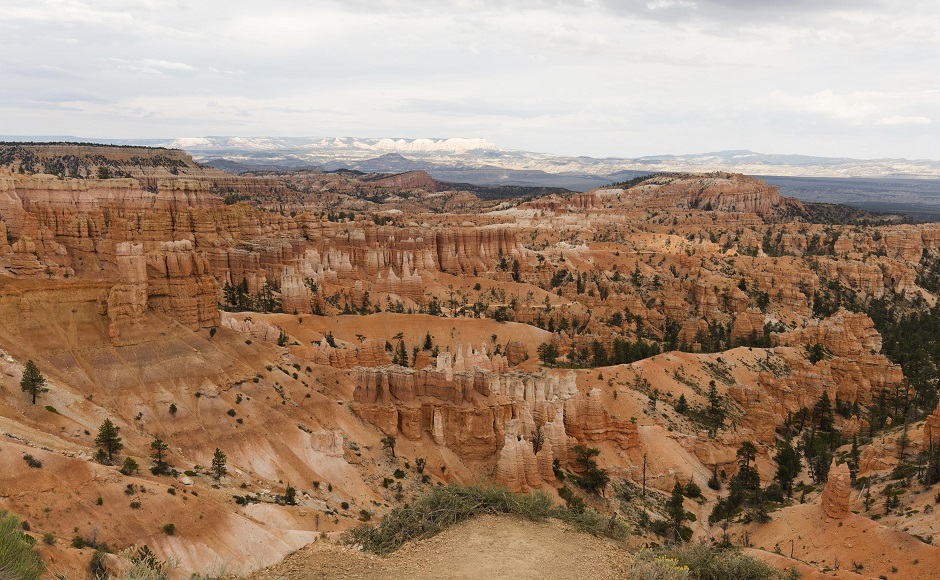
left=142, top=137, right=940, bottom=180
left=159, top=136, right=500, bottom=155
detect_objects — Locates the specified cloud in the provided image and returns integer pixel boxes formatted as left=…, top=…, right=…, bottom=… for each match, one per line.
left=769, top=89, right=880, bottom=123
left=768, top=89, right=939, bottom=129
left=1, top=0, right=938, bottom=159
left=876, top=115, right=933, bottom=126
left=140, top=59, right=196, bottom=71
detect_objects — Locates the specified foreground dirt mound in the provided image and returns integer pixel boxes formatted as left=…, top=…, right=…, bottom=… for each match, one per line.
left=242, top=514, right=630, bottom=580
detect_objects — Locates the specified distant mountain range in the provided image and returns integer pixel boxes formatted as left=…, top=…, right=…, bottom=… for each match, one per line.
left=6, top=136, right=940, bottom=182
left=6, top=136, right=940, bottom=218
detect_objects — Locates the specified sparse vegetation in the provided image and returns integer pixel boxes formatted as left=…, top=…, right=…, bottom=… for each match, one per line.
left=631, top=543, right=798, bottom=579
left=343, top=485, right=627, bottom=555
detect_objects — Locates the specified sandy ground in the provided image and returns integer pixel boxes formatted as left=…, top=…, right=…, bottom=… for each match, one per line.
left=240, top=514, right=631, bottom=580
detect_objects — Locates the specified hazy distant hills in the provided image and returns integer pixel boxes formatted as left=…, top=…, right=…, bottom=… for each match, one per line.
left=8, top=136, right=940, bottom=180
left=6, top=135, right=940, bottom=218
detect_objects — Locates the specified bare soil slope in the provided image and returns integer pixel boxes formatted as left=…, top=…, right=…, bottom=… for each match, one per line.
left=242, top=514, right=630, bottom=580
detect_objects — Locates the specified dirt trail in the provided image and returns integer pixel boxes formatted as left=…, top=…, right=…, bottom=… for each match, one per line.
left=241, top=514, right=631, bottom=580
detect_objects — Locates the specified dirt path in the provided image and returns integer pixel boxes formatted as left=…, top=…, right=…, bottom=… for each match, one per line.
left=241, top=515, right=631, bottom=580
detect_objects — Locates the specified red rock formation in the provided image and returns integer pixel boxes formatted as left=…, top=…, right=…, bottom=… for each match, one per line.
left=731, top=308, right=765, bottom=344
left=504, top=340, right=529, bottom=366
left=362, top=171, right=439, bottom=191
left=924, top=403, right=940, bottom=447
left=612, top=173, right=802, bottom=218
left=821, top=461, right=851, bottom=519
left=145, top=240, right=220, bottom=330
left=773, top=309, right=881, bottom=357
left=563, top=388, right=638, bottom=449
left=495, top=419, right=542, bottom=492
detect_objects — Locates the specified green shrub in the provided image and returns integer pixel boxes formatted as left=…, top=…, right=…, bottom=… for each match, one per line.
left=162, top=523, right=175, bottom=536
left=342, top=485, right=626, bottom=555
left=630, top=554, right=690, bottom=580
left=22, top=454, right=42, bottom=469
left=0, top=510, right=44, bottom=579
left=637, top=543, right=799, bottom=580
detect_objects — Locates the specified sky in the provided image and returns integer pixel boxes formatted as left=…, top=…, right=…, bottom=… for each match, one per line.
left=2, top=0, right=939, bottom=159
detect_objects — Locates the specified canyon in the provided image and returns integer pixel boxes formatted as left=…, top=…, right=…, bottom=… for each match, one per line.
left=1, top=143, right=940, bottom=578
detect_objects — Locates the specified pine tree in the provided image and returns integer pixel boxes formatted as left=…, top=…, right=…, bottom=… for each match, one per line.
left=394, top=340, right=408, bottom=367
left=95, top=419, right=123, bottom=464
left=773, top=436, right=801, bottom=497
left=381, top=435, right=396, bottom=458
left=211, top=448, right=227, bottom=480
left=150, top=438, right=170, bottom=474
left=675, top=393, right=688, bottom=414
left=666, top=482, right=687, bottom=543
left=707, top=380, right=725, bottom=437
left=813, top=390, right=835, bottom=433
left=20, top=360, right=47, bottom=405
left=924, top=437, right=940, bottom=486
left=120, top=457, right=139, bottom=476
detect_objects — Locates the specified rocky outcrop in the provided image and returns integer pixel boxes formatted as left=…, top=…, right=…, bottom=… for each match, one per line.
left=924, top=403, right=940, bottom=447
left=728, top=347, right=902, bottom=443
left=564, top=388, right=638, bottom=449
left=773, top=309, right=882, bottom=357
left=821, top=461, right=852, bottom=519
left=612, top=173, right=801, bottom=218
left=363, top=170, right=439, bottom=191
left=145, top=240, right=220, bottom=330
left=505, top=340, right=529, bottom=366
left=351, top=365, right=634, bottom=473
left=495, top=419, right=542, bottom=492
left=220, top=314, right=283, bottom=342
left=107, top=242, right=149, bottom=344
left=731, top=309, right=765, bottom=345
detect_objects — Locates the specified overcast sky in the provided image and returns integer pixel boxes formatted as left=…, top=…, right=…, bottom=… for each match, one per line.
left=3, top=0, right=939, bottom=159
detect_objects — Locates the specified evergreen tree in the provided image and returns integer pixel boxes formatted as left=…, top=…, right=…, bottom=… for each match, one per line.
left=381, top=435, right=396, bottom=458
left=773, top=436, right=801, bottom=497
left=849, top=435, right=861, bottom=482
left=924, top=437, right=940, bottom=486
left=707, top=380, right=725, bottom=437
left=20, top=360, right=47, bottom=405
left=120, top=457, right=139, bottom=476
left=591, top=340, right=608, bottom=367
left=675, top=393, right=688, bottom=414
left=537, top=342, right=558, bottom=366
left=211, top=448, right=227, bottom=480
left=95, top=419, right=123, bottom=464
left=572, top=445, right=609, bottom=493
left=666, top=482, right=687, bottom=543
left=813, top=390, right=835, bottom=434
left=150, top=438, right=170, bottom=475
